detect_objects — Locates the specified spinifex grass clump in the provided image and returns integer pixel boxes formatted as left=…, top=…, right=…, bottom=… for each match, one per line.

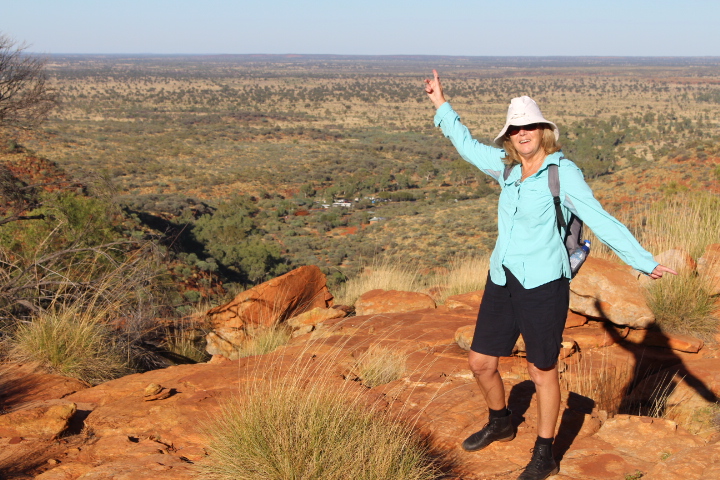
left=641, top=192, right=720, bottom=260
left=434, top=255, right=489, bottom=304
left=640, top=192, right=720, bottom=340
left=199, top=378, right=441, bottom=480
left=236, top=324, right=292, bottom=358
left=355, top=345, right=407, bottom=388
left=9, top=303, right=130, bottom=384
left=561, top=355, right=633, bottom=415
left=333, top=258, right=425, bottom=307
left=645, top=272, right=717, bottom=341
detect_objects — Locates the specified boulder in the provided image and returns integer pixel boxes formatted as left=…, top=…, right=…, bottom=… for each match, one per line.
left=697, top=243, right=720, bottom=296
left=354, top=289, right=435, bottom=316
left=570, top=257, right=655, bottom=328
left=444, top=290, right=483, bottom=311
left=565, top=310, right=588, bottom=328
left=287, top=307, right=347, bottom=328
left=205, top=327, right=246, bottom=359
left=454, top=324, right=475, bottom=351
left=624, top=329, right=704, bottom=353
left=655, top=248, right=697, bottom=274
left=206, top=265, right=333, bottom=328
left=0, top=400, right=76, bottom=439
left=562, top=321, right=627, bottom=350
left=637, top=248, right=697, bottom=287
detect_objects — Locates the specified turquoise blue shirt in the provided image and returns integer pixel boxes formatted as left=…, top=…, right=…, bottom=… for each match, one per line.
left=434, top=102, right=658, bottom=288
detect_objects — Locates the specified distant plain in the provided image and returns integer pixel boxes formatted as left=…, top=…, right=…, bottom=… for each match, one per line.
left=19, top=55, right=720, bottom=279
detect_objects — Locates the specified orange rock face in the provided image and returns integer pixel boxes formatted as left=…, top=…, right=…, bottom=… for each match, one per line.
left=570, top=257, right=655, bottom=328
left=206, top=265, right=334, bottom=328
left=354, top=289, right=436, bottom=316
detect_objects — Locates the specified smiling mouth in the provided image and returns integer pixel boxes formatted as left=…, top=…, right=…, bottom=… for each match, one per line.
left=520, top=140, right=530, bottom=144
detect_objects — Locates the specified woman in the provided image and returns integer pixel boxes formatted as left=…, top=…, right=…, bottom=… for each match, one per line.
left=423, top=70, right=676, bottom=480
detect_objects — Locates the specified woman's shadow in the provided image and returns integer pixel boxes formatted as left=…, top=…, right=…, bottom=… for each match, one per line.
left=507, top=299, right=718, bottom=462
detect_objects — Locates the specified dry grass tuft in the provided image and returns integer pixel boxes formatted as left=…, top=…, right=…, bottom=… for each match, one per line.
left=197, top=374, right=441, bottom=480
left=236, top=324, right=292, bottom=359
left=645, top=272, right=718, bottom=341
left=9, top=303, right=130, bottom=384
left=433, top=255, right=489, bottom=304
left=640, top=192, right=720, bottom=260
left=561, top=355, right=633, bottom=415
left=355, top=344, right=407, bottom=388
left=333, top=259, right=425, bottom=306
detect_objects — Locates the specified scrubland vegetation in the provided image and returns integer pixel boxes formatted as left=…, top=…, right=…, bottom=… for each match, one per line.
left=1, top=56, right=719, bottom=463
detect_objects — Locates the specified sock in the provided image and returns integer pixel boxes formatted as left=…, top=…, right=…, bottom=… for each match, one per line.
left=488, top=407, right=510, bottom=419
left=535, top=435, right=554, bottom=447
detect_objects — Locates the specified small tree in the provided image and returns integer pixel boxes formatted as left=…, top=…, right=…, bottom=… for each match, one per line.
left=0, top=33, right=58, bottom=129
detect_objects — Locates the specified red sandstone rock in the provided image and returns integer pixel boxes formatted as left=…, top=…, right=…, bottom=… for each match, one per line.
left=454, top=324, right=475, bottom=351
left=5, top=299, right=720, bottom=480
left=570, top=257, right=655, bottom=328
left=594, top=415, right=704, bottom=462
left=444, top=290, right=483, bottom=311
left=0, top=364, right=88, bottom=409
left=655, top=248, right=697, bottom=274
left=648, top=442, right=720, bottom=479
left=565, top=310, right=588, bottom=328
left=624, top=329, right=704, bottom=353
left=354, top=289, right=436, bottom=316
left=206, top=265, right=333, bottom=329
left=697, top=243, right=720, bottom=296
left=287, top=306, right=347, bottom=328
left=0, top=400, right=76, bottom=439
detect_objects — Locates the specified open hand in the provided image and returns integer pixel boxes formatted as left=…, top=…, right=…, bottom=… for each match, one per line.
left=424, top=69, right=446, bottom=109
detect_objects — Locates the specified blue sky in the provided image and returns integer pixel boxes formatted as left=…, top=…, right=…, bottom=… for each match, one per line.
left=1, top=0, right=718, bottom=56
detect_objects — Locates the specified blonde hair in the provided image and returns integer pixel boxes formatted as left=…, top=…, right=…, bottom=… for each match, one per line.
left=501, top=124, right=561, bottom=166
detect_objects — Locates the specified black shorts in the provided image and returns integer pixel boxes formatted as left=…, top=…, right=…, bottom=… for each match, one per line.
left=470, top=266, right=569, bottom=370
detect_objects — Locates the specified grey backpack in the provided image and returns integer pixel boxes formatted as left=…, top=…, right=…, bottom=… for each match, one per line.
left=503, top=160, right=585, bottom=276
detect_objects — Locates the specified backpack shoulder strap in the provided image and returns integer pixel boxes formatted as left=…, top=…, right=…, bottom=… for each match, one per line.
left=503, top=164, right=514, bottom=181
left=548, top=162, right=567, bottom=234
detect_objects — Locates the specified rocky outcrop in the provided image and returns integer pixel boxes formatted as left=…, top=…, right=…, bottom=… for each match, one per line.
left=570, top=257, right=655, bottom=328
left=3, top=265, right=719, bottom=479
left=206, top=265, right=333, bottom=329
left=354, top=289, right=436, bottom=316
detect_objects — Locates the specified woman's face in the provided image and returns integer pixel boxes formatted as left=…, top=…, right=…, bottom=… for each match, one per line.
left=509, top=123, right=544, bottom=161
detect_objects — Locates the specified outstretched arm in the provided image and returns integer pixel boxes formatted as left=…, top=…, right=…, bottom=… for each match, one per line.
left=424, top=69, right=446, bottom=109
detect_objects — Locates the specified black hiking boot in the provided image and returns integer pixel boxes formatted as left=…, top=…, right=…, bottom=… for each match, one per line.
left=516, top=444, right=559, bottom=480
left=461, top=412, right=515, bottom=452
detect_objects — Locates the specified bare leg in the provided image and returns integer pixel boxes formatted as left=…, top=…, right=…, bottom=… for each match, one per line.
left=468, top=350, right=506, bottom=409
left=527, top=361, right=560, bottom=439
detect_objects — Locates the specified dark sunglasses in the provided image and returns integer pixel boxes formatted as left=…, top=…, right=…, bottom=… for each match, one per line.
left=508, top=123, right=540, bottom=135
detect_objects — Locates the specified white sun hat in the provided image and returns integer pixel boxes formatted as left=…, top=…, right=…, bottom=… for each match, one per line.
left=494, top=96, right=559, bottom=147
